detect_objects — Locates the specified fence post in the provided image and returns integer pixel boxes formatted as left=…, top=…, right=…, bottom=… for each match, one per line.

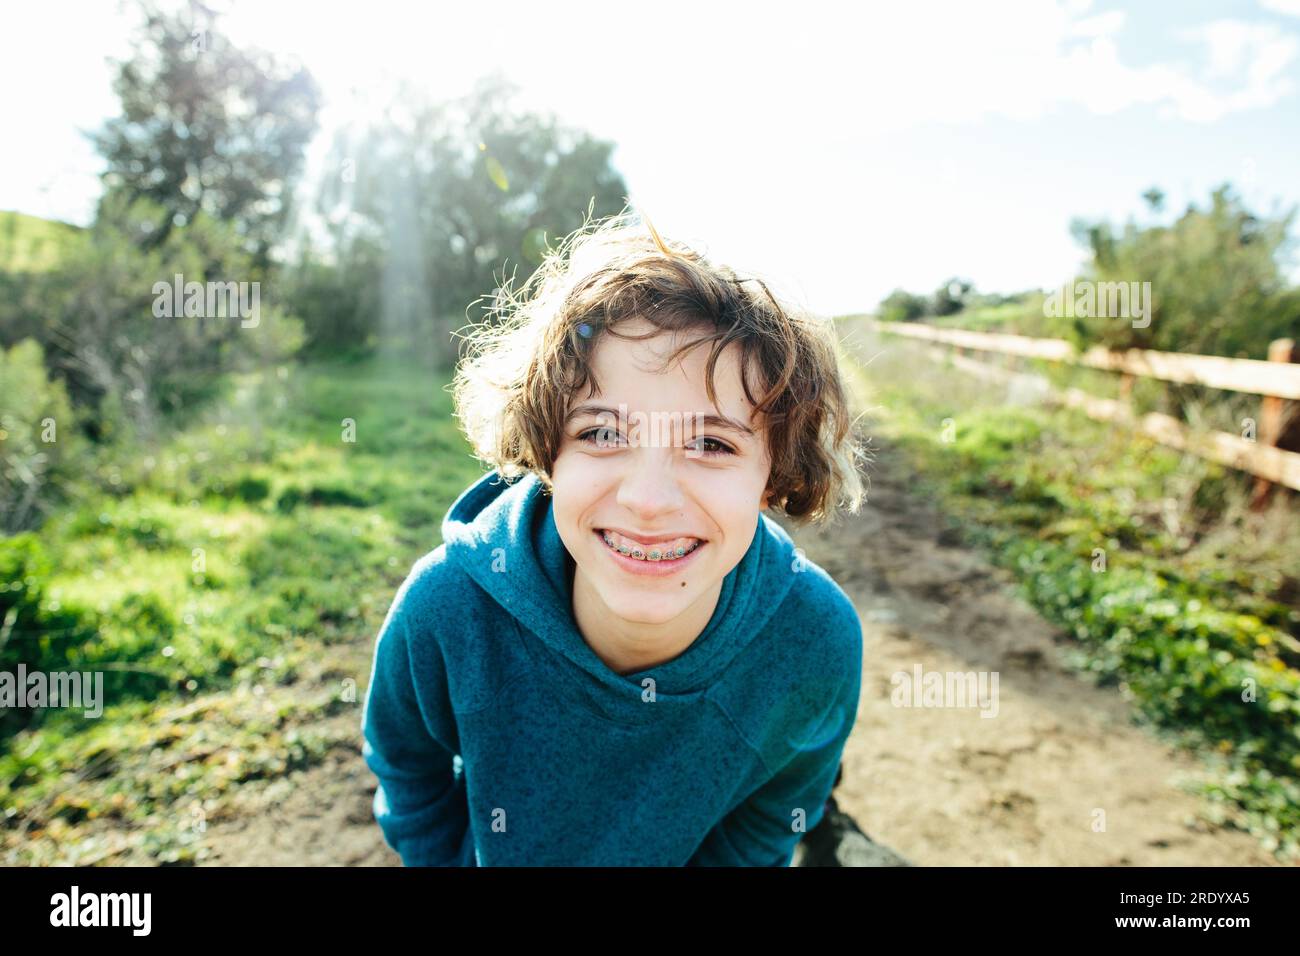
left=1250, top=338, right=1298, bottom=511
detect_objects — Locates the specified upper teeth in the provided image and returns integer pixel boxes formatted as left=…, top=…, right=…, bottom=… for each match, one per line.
left=601, top=530, right=702, bottom=561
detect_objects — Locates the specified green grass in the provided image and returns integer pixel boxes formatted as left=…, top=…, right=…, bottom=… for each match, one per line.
left=0, top=210, right=82, bottom=273
left=930, top=300, right=1032, bottom=329
left=864, top=295, right=1084, bottom=341
left=0, top=358, right=487, bottom=864
left=841, top=322, right=1300, bottom=861
left=922, top=296, right=1081, bottom=340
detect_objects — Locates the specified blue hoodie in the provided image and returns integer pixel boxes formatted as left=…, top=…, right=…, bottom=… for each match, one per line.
left=360, top=467, right=863, bottom=866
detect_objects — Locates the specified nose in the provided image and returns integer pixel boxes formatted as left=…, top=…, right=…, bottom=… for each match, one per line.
left=615, top=447, right=686, bottom=521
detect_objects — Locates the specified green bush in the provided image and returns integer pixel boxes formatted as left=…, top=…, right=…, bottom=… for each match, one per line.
left=229, top=476, right=271, bottom=503
left=0, top=340, right=85, bottom=532
left=0, top=535, right=98, bottom=739
left=1067, top=185, right=1299, bottom=358
left=275, top=483, right=370, bottom=512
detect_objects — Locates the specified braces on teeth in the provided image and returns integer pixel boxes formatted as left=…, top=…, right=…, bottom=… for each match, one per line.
left=601, top=530, right=700, bottom=561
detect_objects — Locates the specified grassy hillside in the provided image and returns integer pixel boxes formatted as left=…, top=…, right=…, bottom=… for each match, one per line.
left=0, top=210, right=82, bottom=273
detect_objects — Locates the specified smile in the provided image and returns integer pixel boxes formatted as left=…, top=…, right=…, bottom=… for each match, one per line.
left=597, top=529, right=704, bottom=563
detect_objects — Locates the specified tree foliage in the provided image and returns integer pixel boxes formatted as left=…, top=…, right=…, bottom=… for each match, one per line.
left=932, top=277, right=974, bottom=317
left=1068, top=184, right=1300, bottom=357
left=877, top=288, right=929, bottom=323
left=308, top=72, right=629, bottom=364
left=0, top=340, right=83, bottom=532
left=38, top=193, right=302, bottom=440
left=92, top=0, right=321, bottom=269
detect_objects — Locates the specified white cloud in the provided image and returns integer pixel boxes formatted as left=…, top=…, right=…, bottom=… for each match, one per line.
left=1260, top=0, right=1300, bottom=17
left=1164, top=20, right=1299, bottom=120
left=1199, top=20, right=1257, bottom=77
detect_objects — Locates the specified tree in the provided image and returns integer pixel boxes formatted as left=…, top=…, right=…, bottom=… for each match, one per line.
left=0, top=340, right=84, bottom=532
left=877, top=288, right=929, bottom=323
left=92, top=0, right=321, bottom=270
left=39, top=192, right=302, bottom=440
left=932, top=277, right=974, bottom=317
left=1068, top=184, right=1300, bottom=356
left=316, top=72, right=629, bottom=365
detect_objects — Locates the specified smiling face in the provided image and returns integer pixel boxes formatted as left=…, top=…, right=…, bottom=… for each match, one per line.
left=548, top=319, right=774, bottom=628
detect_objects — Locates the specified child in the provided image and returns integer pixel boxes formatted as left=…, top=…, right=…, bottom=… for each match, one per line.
left=361, top=210, right=868, bottom=866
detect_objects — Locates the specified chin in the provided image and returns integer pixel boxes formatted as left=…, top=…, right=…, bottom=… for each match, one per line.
left=596, top=587, right=691, bottom=626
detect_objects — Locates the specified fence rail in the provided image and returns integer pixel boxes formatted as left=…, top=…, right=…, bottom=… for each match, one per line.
left=866, top=320, right=1300, bottom=400
left=866, top=319, right=1300, bottom=502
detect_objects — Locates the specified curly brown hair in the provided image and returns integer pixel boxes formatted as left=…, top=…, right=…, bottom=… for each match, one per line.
left=451, top=207, right=868, bottom=526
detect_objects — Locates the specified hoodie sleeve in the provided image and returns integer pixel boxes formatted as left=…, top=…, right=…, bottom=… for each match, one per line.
left=686, top=614, right=863, bottom=868
left=361, top=561, right=474, bottom=867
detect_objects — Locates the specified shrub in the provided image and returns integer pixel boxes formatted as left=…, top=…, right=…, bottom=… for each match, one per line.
left=0, top=340, right=84, bottom=532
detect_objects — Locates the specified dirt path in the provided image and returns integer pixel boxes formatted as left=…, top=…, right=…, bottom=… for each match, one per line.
left=203, top=711, right=399, bottom=866
left=784, top=448, right=1277, bottom=866
left=200, top=452, right=1278, bottom=867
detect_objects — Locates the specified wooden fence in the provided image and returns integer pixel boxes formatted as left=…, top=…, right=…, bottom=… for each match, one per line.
left=865, top=319, right=1300, bottom=506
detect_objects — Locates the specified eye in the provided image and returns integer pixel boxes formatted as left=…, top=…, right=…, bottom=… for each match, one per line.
left=577, top=426, right=625, bottom=448
left=686, top=436, right=736, bottom=458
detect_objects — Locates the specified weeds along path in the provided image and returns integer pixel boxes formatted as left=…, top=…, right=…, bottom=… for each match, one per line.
left=781, top=443, right=1277, bottom=865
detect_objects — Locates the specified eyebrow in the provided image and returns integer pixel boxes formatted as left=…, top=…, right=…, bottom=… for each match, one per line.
left=565, top=403, right=755, bottom=438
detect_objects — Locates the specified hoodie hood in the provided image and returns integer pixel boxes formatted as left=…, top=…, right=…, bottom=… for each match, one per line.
left=440, top=468, right=799, bottom=718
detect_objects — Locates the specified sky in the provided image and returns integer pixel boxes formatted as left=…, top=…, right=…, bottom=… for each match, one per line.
left=3, top=0, right=1299, bottom=317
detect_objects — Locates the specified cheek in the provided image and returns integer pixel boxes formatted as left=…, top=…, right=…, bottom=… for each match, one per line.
left=717, top=470, right=772, bottom=542
left=549, top=453, right=602, bottom=531
left=716, top=504, right=760, bottom=548
left=551, top=446, right=607, bottom=485
left=704, top=460, right=771, bottom=510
